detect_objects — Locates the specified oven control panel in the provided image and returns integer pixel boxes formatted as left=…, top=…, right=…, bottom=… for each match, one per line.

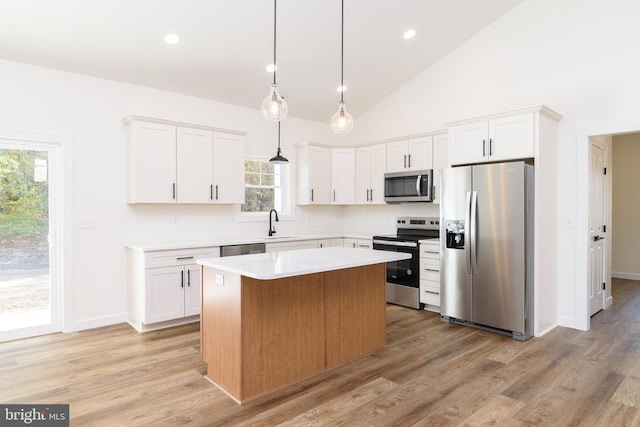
left=396, top=216, right=439, bottom=230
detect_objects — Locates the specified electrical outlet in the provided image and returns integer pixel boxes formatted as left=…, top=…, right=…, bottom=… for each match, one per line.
left=77, top=217, right=95, bottom=229
left=215, top=274, right=224, bottom=286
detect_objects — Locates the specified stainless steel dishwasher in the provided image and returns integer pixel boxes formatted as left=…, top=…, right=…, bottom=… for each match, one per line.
left=220, top=242, right=266, bottom=257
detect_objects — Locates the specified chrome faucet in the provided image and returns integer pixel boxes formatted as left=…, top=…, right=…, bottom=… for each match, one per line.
left=268, top=209, right=279, bottom=236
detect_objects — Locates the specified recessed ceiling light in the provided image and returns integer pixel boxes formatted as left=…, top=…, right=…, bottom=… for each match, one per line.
left=403, top=29, right=416, bottom=40
left=164, top=34, right=180, bottom=44
left=337, top=85, right=347, bottom=93
left=265, top=64, right=278, bottom=72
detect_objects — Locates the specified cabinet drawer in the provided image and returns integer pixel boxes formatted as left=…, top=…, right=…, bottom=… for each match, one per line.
left=421, top=258, right=439, bottom=270
left=145, top=247, right=219, bottom=268
left=421, top=280, right=440, bottom=293
left=420, top=241, right=440, bottom=258
left=420, top=288, right=440, bottom=306
left=421, top=268, right=440, bottom=282
left=420, top=251, right=439, bottom=261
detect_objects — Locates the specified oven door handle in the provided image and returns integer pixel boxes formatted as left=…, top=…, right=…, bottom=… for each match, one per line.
left=373, top=240, right=418, bottom=248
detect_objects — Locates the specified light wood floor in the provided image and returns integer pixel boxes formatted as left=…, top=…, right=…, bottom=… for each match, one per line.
left=2, top=279, right=640, bottom=426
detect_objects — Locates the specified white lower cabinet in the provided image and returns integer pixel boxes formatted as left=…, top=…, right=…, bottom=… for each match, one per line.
left=265, top=240, right=318, bottom=252
left=343, top=238, right=373, bottom=249
left=419, top=240, right=441, bottom=312
left=317, top=238, right=344, bottom=248
left=127, top=246, right=219, bottom=332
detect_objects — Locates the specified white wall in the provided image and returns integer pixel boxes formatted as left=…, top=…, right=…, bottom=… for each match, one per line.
left=0, top=58, right=348, bottom=331
left=4, top=0, right=640, bottom=333
left=612, top=133, right=640, bottom=279
left=346, top=0, right=640, bottom=330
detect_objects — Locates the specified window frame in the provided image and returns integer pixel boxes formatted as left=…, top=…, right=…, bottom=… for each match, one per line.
left=236, top=154, right=293, bottom=221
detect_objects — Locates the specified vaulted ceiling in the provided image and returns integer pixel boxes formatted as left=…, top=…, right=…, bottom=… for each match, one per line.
left=0, top=0, right=525, bottom=122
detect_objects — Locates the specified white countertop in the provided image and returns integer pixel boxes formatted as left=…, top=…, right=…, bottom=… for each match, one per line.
left=197, top=247, right=411, bottom=280
left=127, top=233, right=374, bottom=251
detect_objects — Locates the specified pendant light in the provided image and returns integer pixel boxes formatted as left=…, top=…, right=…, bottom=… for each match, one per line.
left=330, top=0, right=354, bottom=134
left=269, top=122, right=289, bottom=164
left=261, top=0, right=288, bottom=121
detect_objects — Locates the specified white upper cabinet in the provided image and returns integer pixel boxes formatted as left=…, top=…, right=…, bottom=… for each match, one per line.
left=355, top=144, right=386, bottom=204
left=127, top=121, right=177, bottom=203
left=125, top=116, right=246, bottom=204
left=212, top=132, right=245, bottom=204
left=176, top=127, right=213, bottom=203
left=488, top=114, right=535, bottom=162
left=331, top=148, right=355, bottom=205
left=447, top=109, right=558, bottom=166
left=386, top=136, right=433, bottom=173
left=297, top=143, right=332, bottom=205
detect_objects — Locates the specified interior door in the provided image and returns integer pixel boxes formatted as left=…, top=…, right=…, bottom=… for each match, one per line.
left=588, top=144, right=606, bottom=316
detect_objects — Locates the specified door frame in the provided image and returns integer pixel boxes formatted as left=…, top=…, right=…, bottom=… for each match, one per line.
left=0, top=126, right=72, bottom=339
left=577, top=116, right=638, bottom=331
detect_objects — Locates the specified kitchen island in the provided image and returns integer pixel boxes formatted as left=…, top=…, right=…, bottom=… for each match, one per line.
left=197, top=247, right=410, bottom=403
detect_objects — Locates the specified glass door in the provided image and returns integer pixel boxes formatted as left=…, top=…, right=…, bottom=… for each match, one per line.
left=0, top=141, right=60, bottom=341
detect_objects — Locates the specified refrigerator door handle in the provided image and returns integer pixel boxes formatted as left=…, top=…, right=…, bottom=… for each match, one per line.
left=470, top=190, right=478, bottom=274
left=465, top=191, right=472, bottom=275
left=416, top=175, right=422, bottom=196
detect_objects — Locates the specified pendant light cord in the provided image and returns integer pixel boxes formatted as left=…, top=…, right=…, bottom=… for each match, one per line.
left=273, top=0, right=277, bottom=85
left=340, top=0, right=344, bottom=103
left=277, top=121, right=281, bottom=151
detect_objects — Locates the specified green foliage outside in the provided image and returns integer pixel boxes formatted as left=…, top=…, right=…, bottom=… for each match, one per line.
left=242, top=160, right=277, bottom=213
left=0, top=149, right=49, bottom=237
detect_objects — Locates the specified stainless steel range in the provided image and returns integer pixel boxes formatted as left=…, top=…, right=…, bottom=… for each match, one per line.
left=373, top=216, right=439, bottom=309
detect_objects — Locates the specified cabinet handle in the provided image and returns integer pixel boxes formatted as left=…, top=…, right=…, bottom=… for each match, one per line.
left=352, top=243, right=356, bottom=248
left=172, top=183, right=176, bottom=200
left=180, top=270, right=184, bottom=288
left=187, top=269, right=191, bottom=287
left=311, top=189, right=314, bottom=202
left=176, top=256, right=194, bottom=260
left=333, top=189, right=336, bottom=202
left=408, top=154, right=411, bottom=168
left=425, top=290, right=439, bottom=295
left=424, top=268, right=439, bottom=272
left=210, top=184, right=213, bottom=200
left=482, top=139, right=486, bottom=157
left=366, top=189, right=370, bottom=202
left=489, top=138, right=493, bottom=156
left=215, top=184, right=219, bottom=200
left=403, top=154, right=407, bottom=168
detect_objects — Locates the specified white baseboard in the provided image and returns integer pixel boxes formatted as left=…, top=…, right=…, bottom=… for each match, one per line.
left=65, top=312, right=127, bottom=332
left=612, top=271, right=640, bottom=281
left=557, top=315, right=587, bottom=331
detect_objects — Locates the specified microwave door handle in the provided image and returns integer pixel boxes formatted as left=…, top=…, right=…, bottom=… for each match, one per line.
left=416, top=175, right=422, bottom=196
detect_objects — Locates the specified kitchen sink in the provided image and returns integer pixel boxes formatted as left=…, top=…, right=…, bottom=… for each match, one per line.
left=264, top=235, right=296, bottom=240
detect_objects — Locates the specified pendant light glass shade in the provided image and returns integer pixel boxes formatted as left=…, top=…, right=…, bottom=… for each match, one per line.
left=261, top=0, right=288, bottom=122
left=330, top=101, right=354, bottom=134
left=269, top=122, right=289, bottom=164
left=261, top=84, right=288, bottom=121
left=331, top=0, right=353, bottom=134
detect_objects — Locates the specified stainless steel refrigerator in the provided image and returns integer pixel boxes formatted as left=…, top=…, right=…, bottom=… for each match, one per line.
left=440, top=161, right=533, bottom=341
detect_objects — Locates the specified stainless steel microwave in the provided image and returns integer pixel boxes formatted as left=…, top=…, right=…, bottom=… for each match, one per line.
left=384, top=170, right=433, bottom=203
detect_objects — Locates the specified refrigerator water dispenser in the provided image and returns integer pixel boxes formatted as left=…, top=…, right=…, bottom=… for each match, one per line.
left=445, top=220, right=465, bottom=249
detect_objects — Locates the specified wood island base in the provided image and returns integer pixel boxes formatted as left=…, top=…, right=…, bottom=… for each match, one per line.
left=200, top=263, right=386, bottom=404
